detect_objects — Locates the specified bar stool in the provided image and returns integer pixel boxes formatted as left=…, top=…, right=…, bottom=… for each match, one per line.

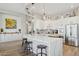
left=22, top=38, right=27, bottom=46
left=36, top=45, right=47, bottom=56
left=25, top=41, right=33, bottom=55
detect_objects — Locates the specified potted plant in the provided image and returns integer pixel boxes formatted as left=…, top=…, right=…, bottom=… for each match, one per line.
left=1, top=28, right=3, bottom=32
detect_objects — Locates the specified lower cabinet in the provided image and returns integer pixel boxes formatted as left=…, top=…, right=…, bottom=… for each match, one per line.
left=0, top=34, right=21, bottom=42
left=0, top=34, right=5, bottom=42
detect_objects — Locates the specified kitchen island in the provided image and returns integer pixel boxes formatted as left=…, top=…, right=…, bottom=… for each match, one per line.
left=23, top=34, right=64, bottom=56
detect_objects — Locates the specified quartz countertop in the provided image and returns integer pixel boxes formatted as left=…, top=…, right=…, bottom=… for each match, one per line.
left=23, top=34, right=63, bottom=42
left=23, top=34, right=63, bottom=38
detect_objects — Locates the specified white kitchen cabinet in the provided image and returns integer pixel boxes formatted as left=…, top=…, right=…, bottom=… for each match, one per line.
left=0, top=34, right=5, bottom=42
left=4, top=34, right=10, bottom=42
left=4, top=34, right=17, bottom=42
left=0, top=33, right=21, bottom=42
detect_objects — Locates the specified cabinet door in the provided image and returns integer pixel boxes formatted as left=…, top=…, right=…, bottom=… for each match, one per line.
left=0, top=34, right=1, bottom=41
left=5, top=34, right=19, bottom=41
left=3, top=34, right=19, bottom=42
left=66, top=25, right=71, bottom=37
left=4, top=34, right=11, bottom=42
left=71, top=24, right=77, bottom=38
left=12, top=34, right=20, bottom=40
left=0, top=34, right=5, bottom=42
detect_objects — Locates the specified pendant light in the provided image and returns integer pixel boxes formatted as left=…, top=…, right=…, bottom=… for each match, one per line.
left=42, top=4, right=47, bottom=20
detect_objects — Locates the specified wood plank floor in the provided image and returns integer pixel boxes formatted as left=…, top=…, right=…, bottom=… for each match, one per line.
left=0, top=40, right=25, bottom=56
left=0, top=40, right=79, bottom=56
left=64, top=45, right=79, bottom=56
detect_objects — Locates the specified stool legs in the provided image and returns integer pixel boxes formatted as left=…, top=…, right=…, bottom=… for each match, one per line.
left=37, top=48, right=47, bottom=56
left=45, top=48, right=47, bottom=56
left=41, top=48, right=42, bottom=56
left=24, top=42, right=33, bottom=55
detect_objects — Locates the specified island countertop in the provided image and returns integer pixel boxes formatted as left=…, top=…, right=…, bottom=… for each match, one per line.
left=23, top=34, right=62, bottom=41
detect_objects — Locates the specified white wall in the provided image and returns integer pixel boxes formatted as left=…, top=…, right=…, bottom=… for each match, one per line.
left=0, top=14, right=27, bottom=34
left=0, top=14, right=2, bottom=28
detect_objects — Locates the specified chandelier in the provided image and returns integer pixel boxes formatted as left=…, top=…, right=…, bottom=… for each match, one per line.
left=42, top=4, right=48, bottom=20
left=26, top=3, right=51, bottom=20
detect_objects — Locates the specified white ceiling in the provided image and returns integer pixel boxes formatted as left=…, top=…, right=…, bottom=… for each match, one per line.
left=0, top=3, right=79, bottom=15
left=28, top=3, right=79, bottom=16
left=0, top=3, right=26, bottom=14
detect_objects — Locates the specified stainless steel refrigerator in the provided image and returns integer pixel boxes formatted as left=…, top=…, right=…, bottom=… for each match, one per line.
left=65, top=24, right=79, bottom=46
